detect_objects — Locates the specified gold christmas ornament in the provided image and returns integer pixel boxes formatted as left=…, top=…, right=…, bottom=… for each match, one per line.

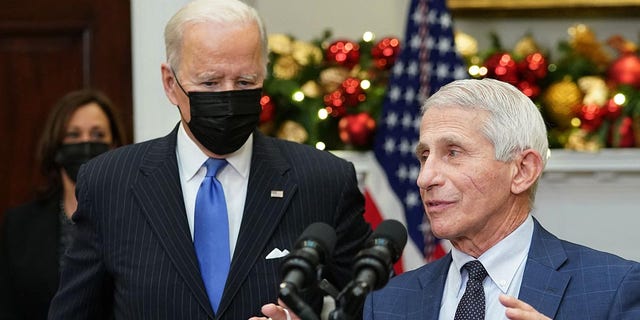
left=542, top=78, right=583, bottom=128
left=319, top=67, right=350, bottom=93
left=300, top=80, right=322, bottom=98
left=577, top=76, right=609, bottom=106
left=454, top=31, right=478, bottom=57
left=268, top=34, right=293, bottom=55
left=514, top=35, right=540, bottom=57
left=292, top=40, right=323, bottom=66
left=565, top=128, right=602, bottom=151
left=276, top=120, right=309, bottom=144
left=568, top=24, right=610, bottom=70
left=273, top=56, right=301, bottom=80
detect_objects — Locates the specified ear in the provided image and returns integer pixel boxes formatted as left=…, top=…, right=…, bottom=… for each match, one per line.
left=511, top=149, right=543, bottom=195
left=161, top=63, right=179, bottom=105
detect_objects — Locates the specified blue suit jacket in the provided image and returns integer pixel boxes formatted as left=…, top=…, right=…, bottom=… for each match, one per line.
left=48, top=128, right=371, bottom=320
left=364, top=219, right=640, bottom=319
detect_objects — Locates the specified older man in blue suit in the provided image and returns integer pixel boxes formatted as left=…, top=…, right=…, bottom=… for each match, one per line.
left=363, top=78, right=640, bottom=320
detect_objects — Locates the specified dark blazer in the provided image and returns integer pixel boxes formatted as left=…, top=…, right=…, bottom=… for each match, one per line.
left=47, top=128, right=371, bottom=320
left=364, top=218, right=640, bottom=319
left=1, top=196, right=61, bottom=320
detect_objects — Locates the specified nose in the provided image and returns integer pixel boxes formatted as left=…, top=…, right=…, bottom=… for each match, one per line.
left=416, top=156, right=442, bottom=191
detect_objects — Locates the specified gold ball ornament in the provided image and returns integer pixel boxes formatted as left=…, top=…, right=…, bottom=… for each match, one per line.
left=300, top=80, right=322, bottom=98
left=514, top=35, right=540, bottom=57
left=276, top=120, right=309, bottom=144
left=542, top=78, right=583, bottom=128
left=454, top=31, right=478, bottom=58
left=319, top=67, right=350, bottom=93
left=291, top=40, right=323, bottom=66
left=268, top=34, right=293, bottom=55
left=273, top=56, right=301, bottom=80
left=568, top=24, right=610, bottom=70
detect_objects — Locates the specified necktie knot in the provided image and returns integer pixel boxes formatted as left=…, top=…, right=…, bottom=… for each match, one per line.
left=463, top=260, right=488, bottom=282
left=204, top=158, right=227, bottom=177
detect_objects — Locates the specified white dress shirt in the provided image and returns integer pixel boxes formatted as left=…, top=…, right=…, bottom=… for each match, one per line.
left=175, top=122, right=252, bottom=258
left=439, top=214, right=534, bottom=320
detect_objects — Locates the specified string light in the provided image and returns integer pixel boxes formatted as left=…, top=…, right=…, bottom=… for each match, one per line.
left=315, top=141, right=326, bottom=150
left=292, top=91, right=305, bottom=102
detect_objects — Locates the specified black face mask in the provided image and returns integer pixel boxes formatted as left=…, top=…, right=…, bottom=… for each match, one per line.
left=173, top=73, right=262, bottom=155
left=54, top=142, right=110, bottom=182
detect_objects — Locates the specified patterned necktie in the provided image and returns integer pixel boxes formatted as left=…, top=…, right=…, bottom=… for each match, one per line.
left=194, top=158, right=229, bottom=313
left=454, top=260, right=488, bottom=320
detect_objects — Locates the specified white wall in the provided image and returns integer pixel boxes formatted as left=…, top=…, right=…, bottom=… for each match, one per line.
left=131, top=0, right=640, bottom=262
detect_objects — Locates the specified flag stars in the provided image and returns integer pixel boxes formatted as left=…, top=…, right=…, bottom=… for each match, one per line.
left=386, top=112, right=399, bottom=128
left=436, top=63, right=451, bottom=80
left=410, top=33, right=422, bottom=50
left=396, top=164, right=408, bottom=182
left=384, top=137, right=396, bottom=154
left=404, top=88, right=416, bottom=105
left=409, top=165, right=420, bottom=181
left=399, top=139, right=412, bottom=155
left=393, top=61, right=405, bottom=77
left=401, top=112, right=414, bottom=129
left=407, top=61, right=419, bottom=77
left=437, top=37, right=452, bottom=54
left=405, top=191, right=420, bottom=208
left=440, top=12, right=452, bottom=28
left=388, top=86, right=402, bottom=103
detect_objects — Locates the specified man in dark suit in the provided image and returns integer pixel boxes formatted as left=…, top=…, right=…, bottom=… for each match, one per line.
left=361, top=79, right=640, bottom=319
left=47, top=0, right=371, bottom=319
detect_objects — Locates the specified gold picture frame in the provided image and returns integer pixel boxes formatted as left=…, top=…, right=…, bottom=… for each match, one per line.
left=447, top=0, right=640, bottom=17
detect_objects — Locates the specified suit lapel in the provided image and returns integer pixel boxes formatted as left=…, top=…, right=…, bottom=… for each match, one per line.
left=130, top=128, right=214, bottom=319
left=518, top=218, right=570, bottom=319
left=217, top=132, right=296, bottom=317
left=418, top=254, right=451, bottom=319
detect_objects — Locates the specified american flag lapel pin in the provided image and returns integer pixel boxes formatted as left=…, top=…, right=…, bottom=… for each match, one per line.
left=270, top=190, right=284, bottom=198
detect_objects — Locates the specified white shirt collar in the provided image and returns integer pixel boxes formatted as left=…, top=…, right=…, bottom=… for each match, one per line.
left=450, top=214, right=534, bottom=293
left=176, top=122, right=253, bottom=180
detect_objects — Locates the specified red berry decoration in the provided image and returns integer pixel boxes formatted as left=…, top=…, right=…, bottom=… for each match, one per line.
left=338, top=113, right=376, bottom=147
left=341, top=77, right=366, bottom=107
left=579, top=104, right=604, bottom=133
left=259, top=94, right=276, bottom=123
left=484, top=52, right=519, bottom=85
left=324, top=90, right=346, bottom=117
left=371, top=37, right=401, bottom=70
left=326, top=40, right=360, bottom=69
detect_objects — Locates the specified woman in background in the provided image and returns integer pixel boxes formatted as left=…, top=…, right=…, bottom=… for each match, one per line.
left=0, top=89, right=127, bottom=319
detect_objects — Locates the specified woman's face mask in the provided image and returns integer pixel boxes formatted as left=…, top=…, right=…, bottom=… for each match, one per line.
left=55, top=142, right=110, bottom=182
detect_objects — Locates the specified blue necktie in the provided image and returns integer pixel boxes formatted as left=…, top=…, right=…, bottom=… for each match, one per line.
left=194, top=158, right=230, bottom=313
left=454, top=260, right=488, bottom=320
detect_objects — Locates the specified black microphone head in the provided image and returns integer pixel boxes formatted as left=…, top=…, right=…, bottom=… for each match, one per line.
left=295, top=222, right=337, bottom=259
left=369, top=219, right=407, bottom=262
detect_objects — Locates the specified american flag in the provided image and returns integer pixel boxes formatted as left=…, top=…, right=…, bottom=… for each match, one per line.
left=363, top=0, right=467, bottom=273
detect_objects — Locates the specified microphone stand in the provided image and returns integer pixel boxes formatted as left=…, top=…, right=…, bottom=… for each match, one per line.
left=278, top=282, right=320, bottom=320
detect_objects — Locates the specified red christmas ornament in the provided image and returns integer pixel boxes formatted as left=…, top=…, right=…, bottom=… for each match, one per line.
left=259, top=94, right=276, bottom=123
left=338, top=113, right=376, bottom=147
left=324, top=90, right=346, bottom=117
left=340, top=77, right=366, bottom=107
left=579, top=104, right=604, bottom=133
left=484, top=52, right=519, bottom=85
left=326, top=40, right=360, bottom=69
left=371, top=37, right=401, bottom=70
left=603, top=98, right=623, bottom=120
left=611, top=116, right=636, bottom=147
left=607, top=53, right=640, bottom=89
left=518, top=52, right=548, bottom=81
left=516, top=80, right=541, bottom=99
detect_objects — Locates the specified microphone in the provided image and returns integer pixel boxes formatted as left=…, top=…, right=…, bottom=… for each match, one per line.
left=279, top=222, right=336, bottom=320
left=351, top=219, right=407, bottom=293
left=328, top=219, right=407, bottom=320
left=280, top=222, right=337, bottom=291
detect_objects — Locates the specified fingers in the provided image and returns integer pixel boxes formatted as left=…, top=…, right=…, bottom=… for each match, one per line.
left=499, top=294, right=551, bottom=320
left=253, top=303, right=293, bottom=320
